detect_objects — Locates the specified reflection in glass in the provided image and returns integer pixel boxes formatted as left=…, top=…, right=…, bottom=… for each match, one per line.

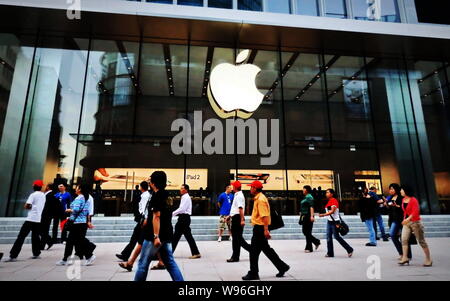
left=266, top=0, right=292, bottom=14
left=178, top=0, right=203, bottom=6
left=295, top=0, right=320, bottom=16
left=324, top=0, right=347, bottom=18
left=352, top=0, right=400, bottom=22
left=238, top=0, right=263, bottom=11
left=208, top=0, right=232, bottom=9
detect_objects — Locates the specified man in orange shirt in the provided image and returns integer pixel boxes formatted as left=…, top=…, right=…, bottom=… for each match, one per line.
left=242, top=181, right=290, bottom=280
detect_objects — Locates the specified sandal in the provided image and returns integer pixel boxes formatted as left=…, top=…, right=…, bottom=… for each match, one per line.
left=118, top=262, right=133, bottom=272
left=151, top=263, right=166, bottom=270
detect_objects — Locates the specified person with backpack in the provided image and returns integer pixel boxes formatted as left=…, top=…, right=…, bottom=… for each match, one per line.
left=242, top=181, right=290, bottom=281
left=319, top=189, right=353, bottom=258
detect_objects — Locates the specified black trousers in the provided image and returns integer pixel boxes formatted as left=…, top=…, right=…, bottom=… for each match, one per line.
left=63, top=223, right=94, bottom=261
left=172, top=214, right=200, bottom=256
left=302, top=216, right=320, bottom=251
left=230, top=215, right=251, bottom=260
left=120, top=222, right=142, bottom=260
left=10, top=221, right=41, bottom=258
left=39, top=216, right=53, bottom=250
left=249, top=225, right=288, bottom=275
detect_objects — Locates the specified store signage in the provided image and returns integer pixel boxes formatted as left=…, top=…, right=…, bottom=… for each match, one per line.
left=170, top=49, right=280, bottom=165
left=207, top=50, right=264, bottom=119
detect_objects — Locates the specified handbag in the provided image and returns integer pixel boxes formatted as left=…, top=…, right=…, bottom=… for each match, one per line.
left=268, top=201, right=284, bottom=231
left=298, top=214, right=305, bottom=226
left=329, top=212, right=349, bottom=236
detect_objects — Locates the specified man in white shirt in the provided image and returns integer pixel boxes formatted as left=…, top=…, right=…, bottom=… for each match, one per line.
left=8, top=180, right=46, bottom=261
left=171, top=184, right=201, bottom=259
left=227, top=181, right=251, bottom=262
left=116, top=181, right=151, bottom=262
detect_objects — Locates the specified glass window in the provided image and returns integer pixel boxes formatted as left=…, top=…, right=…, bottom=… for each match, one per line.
left=146, top=0, right=173, bottom=3
left=324, top=0, right=347, bottom=18
left=266, top=0, right=292, bottom=14
left=208, top=0, right=232, bottom=9
left=295, top=0, right=320, bottom=16
left=178, top=0, right=203, bottom=6
left=352, top=0, right=400, bottom=22
left=238, top=0, right=263, bottom=11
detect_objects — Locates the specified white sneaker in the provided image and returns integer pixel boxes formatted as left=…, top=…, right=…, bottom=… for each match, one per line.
left=5, top=257, right=17, bottom=262
left=56, top=260, right=68, bottom=266
left=217, top=237, right=222, bottom=242
left=84, top=255, right=96, bottom=266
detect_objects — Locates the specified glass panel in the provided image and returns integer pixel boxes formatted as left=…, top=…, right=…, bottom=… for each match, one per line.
left=295, top=0, right=320, bottom=16
left=178, top=0, right=203, bottom=6
left=146, top=0, right=173, bottom=3
left=208, top=0, right=233, bottom=9
left=352, top=0, right=400, bottom=22
left=7, top=37, right=90, bottom=216
left=266, top=0, right=292, bottom=14
left=238, top=0, right=263, bottom=11
left=324, top=0, right=347, bottom=18
left=186, top=45, right=236, bottom=215
left=413, top=60, right=450, bottom=213
left=0, top=33, right=35, bottom=216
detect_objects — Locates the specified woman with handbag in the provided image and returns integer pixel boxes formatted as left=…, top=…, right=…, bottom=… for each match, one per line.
left=386, top=183, right=412, bottom=260
left=56, top=184, right=95, bottom=266
left=319, top=189, right=353, bottom=258
left=398, top=185, right=432, bottom=267
left=299, top=185, right=320, bottom=253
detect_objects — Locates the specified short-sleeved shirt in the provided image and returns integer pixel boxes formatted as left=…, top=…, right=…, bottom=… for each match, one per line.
left=251, top=192, right=271, bottom=226
left=218, top=192, right=233, bottom=216
left=230, top=191, right=245, bottom=216
left=25, top=191, right=46, bottom=223
left=300, top=194, right=314, bottom=215
left=142, top=189, right=173, bottom=242
left=325, top=198, right=340, bottom=222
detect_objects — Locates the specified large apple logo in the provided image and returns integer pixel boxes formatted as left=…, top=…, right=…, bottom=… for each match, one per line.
left=208, top=49, right=264, bottom=119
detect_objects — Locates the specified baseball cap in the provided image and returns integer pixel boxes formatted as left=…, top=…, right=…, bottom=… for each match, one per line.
left=33, top=180, right=44, bottom=187
left=247, top=180, right=263, bottom=189
left=231, top=181, right=241, bottom=189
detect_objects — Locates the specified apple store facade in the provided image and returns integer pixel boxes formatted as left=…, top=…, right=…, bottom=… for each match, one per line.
left=0, top=3, right=450, bottom=217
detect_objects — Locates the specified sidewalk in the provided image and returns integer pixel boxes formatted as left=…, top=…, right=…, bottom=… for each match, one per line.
left=0, top=238, right=449, bottom=281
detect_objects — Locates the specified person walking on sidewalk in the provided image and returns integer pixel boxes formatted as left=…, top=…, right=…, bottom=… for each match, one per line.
left=386, top=183, right=411, bottom=260
left=319, top=189, right=354, bottom=258
left=227, top=181, right=251, bottom=262
left=7, top=180, right=46, bottom=261
left=217, top=185, right=233, bottom=242
left=40, top=183, right=59, bottom=250
left=398, top=185, right=432, bottom=267
left=359, top=187, right=377, bottom=247
left=56, top=184, right=95, bottom=266
left=171, top=184, right=201, bottom=259
left=242, top=181, right=290, bottom=281
left=300, top=185, right=320, bottom=252
left=134, top=171, right=184, bottom=281
left=54, top=183, right=72, bottom=243
left=117, top=181, right=152, bottom=262
left=370, top=187, right=389, bottom=241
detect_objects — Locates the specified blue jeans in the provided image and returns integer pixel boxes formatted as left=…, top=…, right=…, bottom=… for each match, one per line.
left=134, top=240, right=184, bottom=282
left=390, top=221, right=412, bottom=258
left=326, top=221, right=353, bottom=257
left=364, top=219, right=376, bottom=245
left=373, top=213, right=386, bottom=237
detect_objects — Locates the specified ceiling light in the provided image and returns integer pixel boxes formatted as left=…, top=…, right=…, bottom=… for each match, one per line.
left=308, top=144, right=315, bottom=151
left=104, top=139, right=112, bottom=146
left=350, top=145, right=356, bottom=152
